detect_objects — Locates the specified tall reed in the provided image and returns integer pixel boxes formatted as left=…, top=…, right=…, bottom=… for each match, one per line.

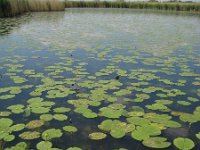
left=65, top=1, right=200, bottom=12
left=0, top=0, right=65, bottom=17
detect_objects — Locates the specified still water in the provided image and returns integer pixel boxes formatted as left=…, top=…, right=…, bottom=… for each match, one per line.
left=0, top=8, right=200, bottom=150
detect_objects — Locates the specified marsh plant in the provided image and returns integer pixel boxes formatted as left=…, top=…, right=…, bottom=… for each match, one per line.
left=0, top=0, right=65, bottom=17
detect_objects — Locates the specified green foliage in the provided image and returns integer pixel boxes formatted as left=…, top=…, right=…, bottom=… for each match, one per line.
left=173, top=137, right=195, bottom=150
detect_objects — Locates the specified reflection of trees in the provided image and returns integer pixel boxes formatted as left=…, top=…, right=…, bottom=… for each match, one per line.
left=0, top=12, right=65, bottom=36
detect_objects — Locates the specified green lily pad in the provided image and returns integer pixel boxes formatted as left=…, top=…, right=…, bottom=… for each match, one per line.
left=63, top=126, right=78, bottom=133
left=26, top=120, right=44, bottom=129
left=0, top=118, right=13, bottom=128
left=53, top=114, right=68, bottom=121
left=196, top=132, right=200, bottom=139
left=36, top=141, right=52, bottom=150
left=179, top=113, right=198, bottom=123
left=42, top=128, right=63, bottom=140
left=19, top=131, right=40, bottom=140
left=0, top=111, right=11, bottom=116
left=4, top=135, right=15, bottom=142
left=7, top=104, right=24, bottom=114
left=53, top=107, right=71, bottom=113
left=127, top=117, right=150, bottom=126
left=88, top=132, right=107, bottom=140
left=142, top=137, right=171, bottom=148
left=40, top=114, right=53, bottom=122
left=131, top=125, right=161, bottom=141
left=98, top=119, right=113, bottom=132
left=5, top=142, right=27, bottom=150
left=31, top=107, right=50, bottom=114
left=110, top=128, right=126, bottom=139
left=10, top=124, right=25, bottom=132
left=173, top=137, right=195, bottom=150
left=177, top=101, right=191, bottom=106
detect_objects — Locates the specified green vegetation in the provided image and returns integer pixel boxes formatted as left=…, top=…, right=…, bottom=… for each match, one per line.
left=65, top=1, right=200, bottom=12
left=1, top=0, right=200, bottom=17
left=0, top=0, right=65, bottom=17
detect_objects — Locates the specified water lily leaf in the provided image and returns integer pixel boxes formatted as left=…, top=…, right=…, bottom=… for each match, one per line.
left=7, top=104, right=24, bottom=114
left=26, top=120, right=44, bottom=129
left=40, top=114, right=53, bottom=122
left=173, top=137, right=195, bottom=150
left=88, top=132, right=107, bottom=140
left=177, top=101, right=191, bottom=106
left=37, top=141, right=52, bottom=150
left=196, top=132, right=200, bottom=139
left=63, top=126, right=78, bottom=133
left=31, top=107, right=50, bottom=114
left=53, top=114, right=68, bottom=121
left=4, top=135, right=15, bottom=142
left=10, top=124, right=25, bottom=132
left=19, top=131, right=40, bottom=140
left=0, top=94, right=15, bottom=100
left=98, top=119, right=113, bottom=132
left=128, top=106, right=144, bottom=117
left=5, top=142, right=27, bottom=150
left=127, top=117, right=150, bottom=126
left=42, top=128, right=63, bottom=140
left=53, top=107, right=71, bottom=113
left=131, top=125, right=161, bottom=141
left=0, top=118, right=13, bottom=128
left=142, top=137, right=171, bottom=148
left=110, top=128, right=126, bottom=139
left=99, top=107, right=123, bottom=118
left=0, top=111, right=11, bottom=116
left=179, top=113, right=198, bottom=123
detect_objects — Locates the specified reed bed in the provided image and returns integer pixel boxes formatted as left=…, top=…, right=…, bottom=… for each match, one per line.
left=65, top=1, right=200, bottom=12
left=0, top=0, right=65, bottom=17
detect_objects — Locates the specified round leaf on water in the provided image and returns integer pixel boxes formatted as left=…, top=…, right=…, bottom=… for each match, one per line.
left=63, top=126, right=78, bottom=133
left=53, top=114, right=68, bottom=121
left=142, top=137, right=171, bottom=148
left=40, top=114, right=53, bottom=122
left=0, top=118, right=13, bottom=128
left=36, top=141, right=52, bottom=150
left=173, top=137, right=195, bottom=150
left=42, top=128, right=63, bottom=140
left=196, top=132, right=200, bottom=139
left=4, top=135, right=15, bottom=142
left=128, top=106, right=144, bottom=117
left=179, top=113, right=198, bottom=123
left=53, top=107, right=71, bottom=113
left=110, top=128, right=126, bottom=139
left=10, top=124, right=25, bottom=132
left=127, top=117, right=150, bottom=126
left=131, top=125, right=161, bottom=141
left=5, top=142, right=27, bottom=150
left=98, top=119, right=113, bottom=132
left=82, top=111, right=97, bottom=119
left=177, top=101, right=191, bottom=106
left=26, top=120, right=44, bottom=129
left=19, top=131, right=40, bottom=140
left=88, top=132, right=107, bottom=140
left=31, top=107, right=50, bottom=114
left=0, top=111, right=11, bottom=117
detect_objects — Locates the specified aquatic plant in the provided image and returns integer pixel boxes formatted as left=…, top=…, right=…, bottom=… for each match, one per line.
left=0, top=0, right=65, bottom=17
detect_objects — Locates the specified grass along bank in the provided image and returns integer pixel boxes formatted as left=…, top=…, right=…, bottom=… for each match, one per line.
left=1, top=0, right=200, bottom=17
left=65, top=1, right=200, bottom=12
left=0, top=0, right=65, bottom=17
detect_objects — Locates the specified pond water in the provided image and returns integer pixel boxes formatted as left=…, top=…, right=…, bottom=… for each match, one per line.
left=0, top=8, right=200, bottom=150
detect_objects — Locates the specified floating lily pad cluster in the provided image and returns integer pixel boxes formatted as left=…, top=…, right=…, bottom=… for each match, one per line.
left=0, top=9, right=200, bottom=150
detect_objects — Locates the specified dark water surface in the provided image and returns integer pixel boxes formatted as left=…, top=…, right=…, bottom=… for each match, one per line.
left=0, top=8, right=200, bottom=150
